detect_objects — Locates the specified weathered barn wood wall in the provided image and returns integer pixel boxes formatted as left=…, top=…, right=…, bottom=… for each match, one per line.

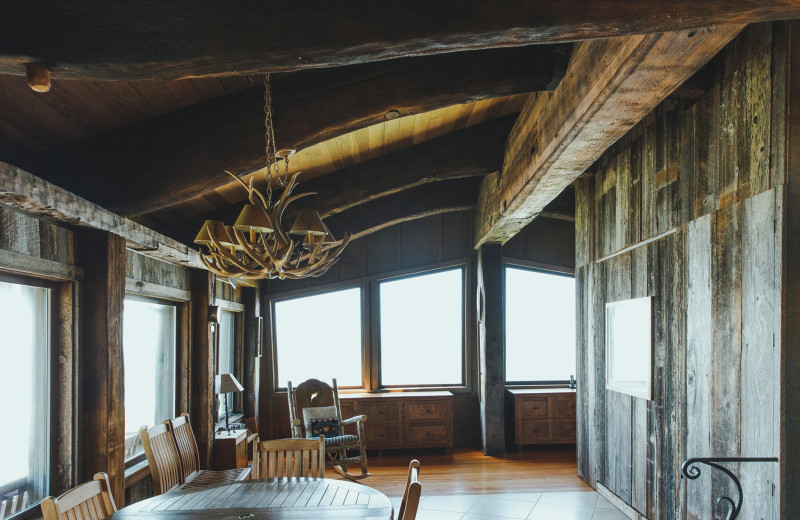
left=575, top=22, right=785, bottom=520
left=262, top=210, right=574, bottom=447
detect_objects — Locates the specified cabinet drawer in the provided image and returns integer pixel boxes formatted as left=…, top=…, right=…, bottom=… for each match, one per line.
left=517, top=419, right=551, bottom=443
left=339, top=401, right=356, bottom=420
left=365, top=425, right=401, bottom=446
left=357, top=401, right=401, bottom=422
left=553, top=420, right=576, bottom=441
left=553, top=396, right=576, bottom=419
left=406, top=424, right=448, bottom=445
left=518, top=397, right=549, bottom=418
left=405, top=401, right=448, bottom=421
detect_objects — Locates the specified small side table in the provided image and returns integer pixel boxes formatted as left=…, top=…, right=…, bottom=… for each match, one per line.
left=213, top=429, right=249, bottom=470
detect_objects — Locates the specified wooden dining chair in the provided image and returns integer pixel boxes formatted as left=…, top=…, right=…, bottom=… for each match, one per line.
left=397, top=460, right=421, bottom=520
left=40, top=472, right=117, bottom=520
left=167, top=413, right=250, bottom=488
left=253, top=437, right=325, bottom=479
left=140, top=424, right=185, bottom=494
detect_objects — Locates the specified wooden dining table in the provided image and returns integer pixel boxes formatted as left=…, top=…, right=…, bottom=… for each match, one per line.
left=113, top=478, right=393, bottom=519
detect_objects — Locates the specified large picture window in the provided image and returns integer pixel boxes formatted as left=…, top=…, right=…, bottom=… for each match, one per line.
left=379, top=268, right=464, bottom=387
left=274, top=287, right=363, bottom=388
left=505, top=266, right=575, bottom=383
left=123, top=297, right=176, bottom=461
left=0, top=280, right=50, bottom=506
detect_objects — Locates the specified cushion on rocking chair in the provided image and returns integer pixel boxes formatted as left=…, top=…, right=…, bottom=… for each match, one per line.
left=303, top=406, right=341, bottom=438
left=322, top=435, right=359, bottom=446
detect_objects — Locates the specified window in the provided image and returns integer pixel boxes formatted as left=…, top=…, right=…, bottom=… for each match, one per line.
left=217, top=310, right=238, bottom=420
left=0, top=280, right=50, bottom=505
left=123, top=297, right=176, bottom=461
left=505, top=266, right=575, bottom=383
left=274, top=287, right=362, bottom=388
left=379, top=268, right=464, bottom=386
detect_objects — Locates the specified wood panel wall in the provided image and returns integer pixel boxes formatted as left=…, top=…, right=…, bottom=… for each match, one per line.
left=262, top=210, right=574, bottom=447
left=575, top=22, right=785, bottom=520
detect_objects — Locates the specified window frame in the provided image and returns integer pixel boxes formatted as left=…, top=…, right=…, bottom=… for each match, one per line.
left=270, top=283, right=367, bottom=392
left=375, top=265, right=467, bottom=389
left=121, top=294, right=180, bottom=466
left=0, top=271, right=75, bottom=515
left=268, top=259, right=473, bottom=394
left=502, top=260, right=576, bottom=387
left=216, top=305, right=244, bottom=420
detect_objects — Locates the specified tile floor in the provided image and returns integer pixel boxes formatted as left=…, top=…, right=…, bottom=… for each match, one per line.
left=388, top=491, right=628, bottom=520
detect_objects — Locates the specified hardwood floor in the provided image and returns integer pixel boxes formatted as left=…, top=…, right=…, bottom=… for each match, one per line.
left=337, top=445, right=592, bottom=497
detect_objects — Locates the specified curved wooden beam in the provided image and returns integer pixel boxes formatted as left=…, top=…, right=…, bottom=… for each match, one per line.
left=0, top=1, right=797, bottom=80
left=45, top=46, right=558, bottom=216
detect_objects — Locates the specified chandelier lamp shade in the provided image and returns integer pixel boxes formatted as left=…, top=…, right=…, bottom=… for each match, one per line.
left=194, top=74, right=350, bottom=281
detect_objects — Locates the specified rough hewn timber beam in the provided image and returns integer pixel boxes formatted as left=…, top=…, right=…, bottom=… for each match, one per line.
left=0, top=161, right=201, bottom=268
left=474, top=25, right=745, bottom=247
left=0, top=2, right=797, bottom=80
left=46, top=46, right=558, bottom=216
left=325, top=178, right=482, bottom=241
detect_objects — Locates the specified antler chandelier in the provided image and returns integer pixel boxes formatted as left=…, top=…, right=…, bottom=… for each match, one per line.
left=194, top=74, right=350, bottom=281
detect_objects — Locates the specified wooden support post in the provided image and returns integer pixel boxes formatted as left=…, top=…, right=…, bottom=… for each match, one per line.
left=477, top=244, right=505, bottom=456
left=76, top=230, right=125, bottom=506
left=782, top=20, right=800, bottom=518
left=242, top=286, right=260, bottom=420
left=190, top=270, right=215, bottom=469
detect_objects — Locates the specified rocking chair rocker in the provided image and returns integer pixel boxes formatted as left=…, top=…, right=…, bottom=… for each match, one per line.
left=287, top=378, right=370, bottom=480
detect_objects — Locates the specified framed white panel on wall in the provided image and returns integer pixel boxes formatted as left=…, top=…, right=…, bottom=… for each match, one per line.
left=605, top=297, right=653, bottom=400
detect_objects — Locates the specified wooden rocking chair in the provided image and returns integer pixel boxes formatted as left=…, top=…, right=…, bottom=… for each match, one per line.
left=287, top=378, right=369, bottom=480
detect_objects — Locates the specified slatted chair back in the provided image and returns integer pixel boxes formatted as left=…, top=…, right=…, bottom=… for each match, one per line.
left=140, top=424, right=184, bottom=494
left=0, top=490, right=28, bottom=519
left=397, top=460, right=421, bottom=520
left=167, top=413, right=201, bottom=481
left=40, top=473, right=117, bottom=520
left=254, top=438, right=325, bottom=479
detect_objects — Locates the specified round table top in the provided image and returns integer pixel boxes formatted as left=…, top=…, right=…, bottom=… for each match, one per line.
left=114, top=478, right=393, bottom=520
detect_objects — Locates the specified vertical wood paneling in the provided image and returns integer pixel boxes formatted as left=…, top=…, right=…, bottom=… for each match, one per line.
left=686, top=214, right=713, bottom=520
left=576, top=21, right=787, bottom=520
left=741, top=189, right=779, bottom=518
left=710, top=202, right=743, bottom=509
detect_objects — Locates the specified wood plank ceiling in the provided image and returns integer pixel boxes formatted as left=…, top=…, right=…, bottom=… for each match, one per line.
left=0, top=3, right=797, bottom=251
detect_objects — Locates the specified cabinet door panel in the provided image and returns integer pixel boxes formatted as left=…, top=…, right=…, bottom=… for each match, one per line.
left=552, top=395, right=576, bottom=419
left=517, top=419, right=551, bottom=443
left=406, top=425, right=448, bottom=445
left=553, top=420, right=576, bottom=441
left=357, top=401, right=401, bottom=422
left=405, top=401, right=448, bottom=421
left=518, top=397, right=549, bottom=418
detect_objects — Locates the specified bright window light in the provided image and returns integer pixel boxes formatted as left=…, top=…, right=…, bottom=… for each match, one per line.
left=123, top=298, right=176, bottom=459
left=505, top=267, right=575, bottom=382
left=379, top=268, right=464, bottom=386
left=218, top=310, right=237, bottom=419
left=0, top=280, right=50, bottom=503
left=274, top=287, right=362, bottom=388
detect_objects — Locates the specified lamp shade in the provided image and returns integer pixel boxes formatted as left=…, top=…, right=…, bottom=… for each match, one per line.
left=215, top=373, right=244, bottom=394
left=195, top=220, right=234, bottom=248
left=290, top=209, right=327, bottom=236
left=234, top=203, right=274, bottom=233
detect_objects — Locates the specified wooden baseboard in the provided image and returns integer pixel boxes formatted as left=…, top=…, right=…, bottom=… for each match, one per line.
left=596, top=482, right=648, bottom=520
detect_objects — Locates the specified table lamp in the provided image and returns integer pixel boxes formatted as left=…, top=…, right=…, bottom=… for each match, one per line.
left=215, top=373, right=244, bottom=433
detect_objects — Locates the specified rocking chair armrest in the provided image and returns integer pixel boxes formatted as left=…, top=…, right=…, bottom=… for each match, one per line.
left=340, top=414, right=367, bottom=426
left=290, top=418, right=303, bottom=438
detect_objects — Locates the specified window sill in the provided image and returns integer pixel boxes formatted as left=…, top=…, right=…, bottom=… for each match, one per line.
left=124, top=459, right=150, bottom=487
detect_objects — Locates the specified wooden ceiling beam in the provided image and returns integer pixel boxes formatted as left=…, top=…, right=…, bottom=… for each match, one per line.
left=0, top=160, right=201, bottom=268
left=42, top=46, right=560, bottom=216
left=325, top=178, right=483, bottom=241
left=474, top=25, right=745, bottom=247
left=0, top=2, right=797, bottom=80
left=166, top=116, right=516, bottom=245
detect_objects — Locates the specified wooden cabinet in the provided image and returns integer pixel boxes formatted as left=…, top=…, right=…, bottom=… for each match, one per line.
left=339, top=391, right=453, bottom=451
left=213, top=429, right=258, bottom=470
left=507, top=388, right=576, bottom=446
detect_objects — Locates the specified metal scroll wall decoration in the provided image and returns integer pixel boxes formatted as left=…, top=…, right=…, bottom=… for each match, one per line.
left=681, top=457, right=779, bottom=520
